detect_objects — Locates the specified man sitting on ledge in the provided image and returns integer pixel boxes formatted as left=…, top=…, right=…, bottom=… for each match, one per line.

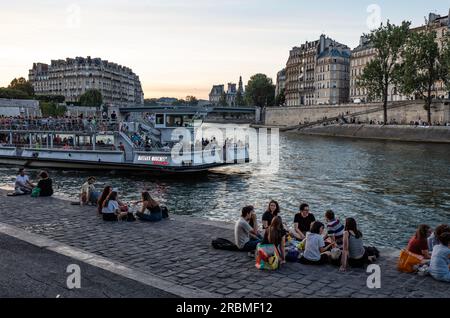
left=14, top=168, right=34, bottom=194
left=235, top=205, right=261, bottom=252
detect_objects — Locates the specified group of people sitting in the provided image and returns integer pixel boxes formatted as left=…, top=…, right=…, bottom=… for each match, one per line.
left=79, top=177, right=168, bottom=222
left=234, top=201, right=378, bottom=271
left=14, top=168, right=54, bottom=197
left=405, top=224, right=450, bottom=283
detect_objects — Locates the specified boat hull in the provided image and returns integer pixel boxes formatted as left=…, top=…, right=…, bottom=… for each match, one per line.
left=0, top=155, right=247, bottom=174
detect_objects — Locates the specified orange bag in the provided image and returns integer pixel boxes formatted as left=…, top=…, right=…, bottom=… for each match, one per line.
left=397, top=249, right=423, bottom=273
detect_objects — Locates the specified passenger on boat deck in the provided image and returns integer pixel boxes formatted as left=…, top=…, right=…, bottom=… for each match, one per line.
left=80, top=176, right=100, bottom=206
left=14, top=168, right=35, bottom=194
left=136, top=191, right=163, bottom=222
left=97, top=186, right=112, bottom=215
left=407, top=224, right=432, bottom=259
left=36, top=171, right=53, bottom=197
left=263, top=216, right=286, bottom=264
left=234, top=206, right=261, bottom=252
left=299, top=221, right=334, bottom=265
left=293, top=203, right=316, bottom=240
left=101, top=191, right=127, bottom=221
left=340, top=218, right=377, bottom=271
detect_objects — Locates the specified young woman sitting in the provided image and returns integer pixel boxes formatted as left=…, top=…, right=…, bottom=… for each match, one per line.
left=429, top=232, right=450, bottom=283
left=299, top=221, right=334, bottom=265
left=262, top=216, right=286, bottom=264
left=407, top=224, right=432, bottom=259
left=340, top=218, right=377, bottom=271
left=136, top=191, right=162, bottom=222
left=101, top=191, right=128, bottom=221
left=262, top=200, right=280, bottom=230
left=36, top=171, right=53, bottom=197
left=97, top=186, right=112, bottom=215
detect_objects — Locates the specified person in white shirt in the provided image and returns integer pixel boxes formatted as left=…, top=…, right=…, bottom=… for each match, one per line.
left=80, top=176, right=99, bottom=205
left=299, top=221, right=334, bottom=265
left=101, top=191, right=128, bottom=221
left=15, top=168, right=34, bottom=194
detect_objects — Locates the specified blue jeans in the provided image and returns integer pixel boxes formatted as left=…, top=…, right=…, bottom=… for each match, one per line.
left=89, top=191, right=100, bottom=204
left=241, top=238, right=261, bottom=252
left=136, top=211, right=162, bottom=222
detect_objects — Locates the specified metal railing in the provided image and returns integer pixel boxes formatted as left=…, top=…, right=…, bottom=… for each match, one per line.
left=0, top=118, right=120, bottom=133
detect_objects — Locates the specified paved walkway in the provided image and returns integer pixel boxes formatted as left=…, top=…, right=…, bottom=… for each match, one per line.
left=0, top=189, right=449, bottom=298
left=0, top=233, right=177, bottom=298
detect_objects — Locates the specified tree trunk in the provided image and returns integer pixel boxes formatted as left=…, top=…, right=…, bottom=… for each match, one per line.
left=383, top=87, right=388, bottom=125
left=426, top=84, right=432, bottom=125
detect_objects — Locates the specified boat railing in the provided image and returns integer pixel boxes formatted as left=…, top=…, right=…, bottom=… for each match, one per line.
left=0, top=119, right=120, bottom=133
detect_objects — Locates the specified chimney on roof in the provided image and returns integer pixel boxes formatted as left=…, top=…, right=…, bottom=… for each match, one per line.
left=319, top=34, right=325, bottom=53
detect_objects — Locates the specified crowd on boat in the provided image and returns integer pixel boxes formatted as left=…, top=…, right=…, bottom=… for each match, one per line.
left=11, top=169, right=449, bottom=282
left=0, top=113, right=119, bottom=132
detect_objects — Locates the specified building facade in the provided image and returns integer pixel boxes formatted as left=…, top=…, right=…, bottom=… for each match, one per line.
left=29, top=56, right=144, bottom=106
left=350, top=36, right=376, bottom=103
left=275, top=68, right=286, bottom=98
left=209, top=76, right=244, bottom=106
left=350, top=10, right=450, bottom=103
left=285, top=35, right=350, bottom=106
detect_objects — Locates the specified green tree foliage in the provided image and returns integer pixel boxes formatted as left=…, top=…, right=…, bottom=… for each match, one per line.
left=40, top=101, right=67, bottom=117
left=35, top=94, right=65, bottom=103
left=358, top=21, right=411, bottom=124
left=274, top=89, right=286, bottom=106
left=186, top=95, right=199, bottom=106
left=8, top=77, right=34, bottom=97
left=398, top=30, right=445, bottom=124
left=144, top=98, right=159, bottom=106
left=245, top=73, right=275, bottom=107
left=0, top=88, right=32, bottom=99
left=172, top=99, right=186, bottom=106
left=79, top=89, right=103, bottom=107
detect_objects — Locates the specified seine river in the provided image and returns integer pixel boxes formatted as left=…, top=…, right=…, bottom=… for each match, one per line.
left=1, top=133, right=449, bottom=249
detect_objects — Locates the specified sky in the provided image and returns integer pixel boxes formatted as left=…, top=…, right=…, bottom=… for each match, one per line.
left=1, top=0, right=450, bottom=99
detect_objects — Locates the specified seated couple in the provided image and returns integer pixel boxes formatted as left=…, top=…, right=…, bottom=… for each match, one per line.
left=15, top=168, right=53, bottom=197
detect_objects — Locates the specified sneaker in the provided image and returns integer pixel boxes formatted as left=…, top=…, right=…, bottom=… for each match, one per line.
left=247, top=251, right=255, bottom=258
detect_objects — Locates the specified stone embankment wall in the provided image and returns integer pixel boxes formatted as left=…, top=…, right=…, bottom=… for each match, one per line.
left=264, top=101, right=450, bottom=126
left=297, top=124, right=450, bottom=143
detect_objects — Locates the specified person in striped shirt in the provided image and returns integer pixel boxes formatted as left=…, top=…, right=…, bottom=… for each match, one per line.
left=325, top=210, right=345, bottom=249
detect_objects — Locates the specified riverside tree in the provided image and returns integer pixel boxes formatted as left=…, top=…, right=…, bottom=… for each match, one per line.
left=245, top=73, right=275, bottom=107
left=79, top=89, right=103, bottom=107
left=358, top=21, right=411, bottom=124
left=397, top=29, right=448, bottom=124
left=8, top=77, right=34, bottom=97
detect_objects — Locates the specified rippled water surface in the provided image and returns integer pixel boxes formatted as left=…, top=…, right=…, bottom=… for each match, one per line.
left=1, top=133, right=449, bottom=248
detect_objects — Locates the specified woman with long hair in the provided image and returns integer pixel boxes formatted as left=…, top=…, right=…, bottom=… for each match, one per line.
left=36, top=170, right=53, bottom=197
left=263, top=216, right=286, bottom=263
left=136, top=191, right=162, bottom=222
left=101, top=191, right=127, bottom=221
left=262, top=200, right=280, bottom=230
left=97, top=186, right=112, bottom=215
left=407, top=224, right=432, bottom=259
left=340, top=218, right=377, bottom=271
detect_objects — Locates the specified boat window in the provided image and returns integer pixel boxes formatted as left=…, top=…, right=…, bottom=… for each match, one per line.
left=155, top=114, right=164, bottom=125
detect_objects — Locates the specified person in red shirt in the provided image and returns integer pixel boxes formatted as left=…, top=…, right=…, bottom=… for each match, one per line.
left=407, top=224, right=432, bottom=259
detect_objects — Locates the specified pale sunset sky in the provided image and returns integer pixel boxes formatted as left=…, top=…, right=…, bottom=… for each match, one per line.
left=1, top=0, right=449, bottom=99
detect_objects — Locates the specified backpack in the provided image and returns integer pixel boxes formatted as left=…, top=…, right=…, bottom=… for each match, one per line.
left=211, top=238, right=239, bottom=251
left=256, top=244, right=281, bottom=270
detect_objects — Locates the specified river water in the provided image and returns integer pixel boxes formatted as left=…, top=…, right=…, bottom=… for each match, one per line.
left=1, top=133, right=449, bottom=249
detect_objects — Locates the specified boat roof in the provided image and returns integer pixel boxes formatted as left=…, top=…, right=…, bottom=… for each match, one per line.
left=119, top=105, right=256, bottom=115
